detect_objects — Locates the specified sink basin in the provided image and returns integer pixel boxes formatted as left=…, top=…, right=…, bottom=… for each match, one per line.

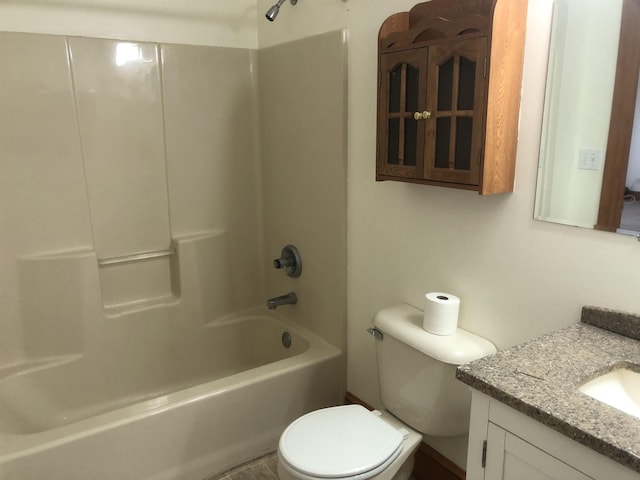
left=579, top=368, right=640, bottom=419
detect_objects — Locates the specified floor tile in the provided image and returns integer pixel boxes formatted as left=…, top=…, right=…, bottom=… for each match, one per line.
left=204, top=452, right=278, bottom=480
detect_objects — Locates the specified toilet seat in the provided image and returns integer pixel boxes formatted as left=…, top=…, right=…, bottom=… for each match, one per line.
left=278, top=404, right=405, bottom=479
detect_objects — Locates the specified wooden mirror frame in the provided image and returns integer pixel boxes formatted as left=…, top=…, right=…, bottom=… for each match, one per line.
left=595, top=0, right=640, bottom=232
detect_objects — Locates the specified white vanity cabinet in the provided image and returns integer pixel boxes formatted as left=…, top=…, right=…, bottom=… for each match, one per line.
left=484, top=423, right=591, bottom=480
left=466, top=391, right=640, bottom=480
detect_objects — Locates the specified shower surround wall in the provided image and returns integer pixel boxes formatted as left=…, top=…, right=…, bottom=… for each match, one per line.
left=0, top=27, right=347, bottom=478
left=259, top=30, right=348, bottom=353
left=0, top=32, right=264, bottom=368
left=0, top=28, right=347, bottom=397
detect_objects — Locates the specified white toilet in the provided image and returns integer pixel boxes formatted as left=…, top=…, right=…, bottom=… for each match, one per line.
left=277, top=303, right=496, bottom=480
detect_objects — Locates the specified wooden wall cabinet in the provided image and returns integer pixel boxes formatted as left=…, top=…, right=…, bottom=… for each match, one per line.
left=376, top=0, right=528, bottom=194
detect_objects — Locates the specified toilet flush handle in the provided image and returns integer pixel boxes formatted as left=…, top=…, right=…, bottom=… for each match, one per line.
left=367, top=327, right=383, bottom=341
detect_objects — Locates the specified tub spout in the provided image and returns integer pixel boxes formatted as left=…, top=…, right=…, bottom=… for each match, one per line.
left=267, top=292, right=297, bottom=310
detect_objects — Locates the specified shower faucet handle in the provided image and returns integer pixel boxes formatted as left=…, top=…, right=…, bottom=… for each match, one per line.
left=273, top=257, right=294, bottom=269
left=273, top=244, right=302, bottom=278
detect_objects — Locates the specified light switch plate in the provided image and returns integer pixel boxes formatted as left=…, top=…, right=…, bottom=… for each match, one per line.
left=578, top=148, right=602, bottom=170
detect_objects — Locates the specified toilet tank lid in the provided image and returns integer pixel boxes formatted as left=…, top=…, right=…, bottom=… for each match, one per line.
left=373, top=304, right=497, bottom=365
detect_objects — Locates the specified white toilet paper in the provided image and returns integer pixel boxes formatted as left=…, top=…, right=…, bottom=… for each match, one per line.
left=422, top=292, right=460, bottom=335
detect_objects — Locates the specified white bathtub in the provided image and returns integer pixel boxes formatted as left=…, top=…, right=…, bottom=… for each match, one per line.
left=0, top=309, right=343, bottom=479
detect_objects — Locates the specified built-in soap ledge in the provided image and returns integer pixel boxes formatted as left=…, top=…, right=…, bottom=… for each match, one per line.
left=97, top=248, right=175, bottom=266
left=99, top=250, right=180, bottom=317
left=100, top=230, right=233, bottom=318
left=102, top=295, right=179, bottom=317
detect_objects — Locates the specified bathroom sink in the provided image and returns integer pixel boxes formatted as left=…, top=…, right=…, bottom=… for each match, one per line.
left=579, top=368, right=640, bottom=419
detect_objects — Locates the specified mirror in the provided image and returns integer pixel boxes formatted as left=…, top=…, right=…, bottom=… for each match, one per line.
left=534, top=0, right=640, bottom=235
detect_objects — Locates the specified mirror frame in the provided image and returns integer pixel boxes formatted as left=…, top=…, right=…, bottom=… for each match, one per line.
left=595, top=0, right=640, bottom=232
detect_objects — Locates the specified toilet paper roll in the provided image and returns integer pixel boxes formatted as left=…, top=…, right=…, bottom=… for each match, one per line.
left=423, top=292, right=460, bottom=336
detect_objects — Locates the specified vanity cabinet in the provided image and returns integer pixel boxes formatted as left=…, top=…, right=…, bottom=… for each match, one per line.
left=376, top=0, right=528, bottom=194
left=484, top=424, right=591, bottom=480
left=466, top=391, right=640, bottom=480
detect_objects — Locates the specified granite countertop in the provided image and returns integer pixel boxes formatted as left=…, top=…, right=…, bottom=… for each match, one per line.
left=456, top=306, right=640, bottom=473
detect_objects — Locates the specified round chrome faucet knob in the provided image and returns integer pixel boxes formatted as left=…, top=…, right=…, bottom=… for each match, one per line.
left=272, top=244, right=302, bottom=278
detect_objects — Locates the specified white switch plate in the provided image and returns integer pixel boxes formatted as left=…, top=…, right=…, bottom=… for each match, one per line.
left=578, top=148, right=602, bottom=170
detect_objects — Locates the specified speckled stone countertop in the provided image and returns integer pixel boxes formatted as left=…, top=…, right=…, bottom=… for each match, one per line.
left=456, top=306, right=640, bottom=473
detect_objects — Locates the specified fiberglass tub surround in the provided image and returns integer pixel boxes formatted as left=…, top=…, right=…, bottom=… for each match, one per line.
left=4, top=235, right=310, bottom=436
left=0, top=27, right=347, bottom=480
left=1, top=230, right=343, bottom=480
left=0, top=31, right=263, bottom=366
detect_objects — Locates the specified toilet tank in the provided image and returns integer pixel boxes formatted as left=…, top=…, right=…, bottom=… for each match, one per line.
left=372, top=304, right=496, bottom=437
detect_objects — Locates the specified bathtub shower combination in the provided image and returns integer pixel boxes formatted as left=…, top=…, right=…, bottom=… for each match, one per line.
left=0, top=232, right=342, bottom=480
left=0, top=24, right=348, bottom=480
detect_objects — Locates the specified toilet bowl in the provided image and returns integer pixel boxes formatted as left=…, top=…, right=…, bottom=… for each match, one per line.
left=277, top=303, right=496, bottom=480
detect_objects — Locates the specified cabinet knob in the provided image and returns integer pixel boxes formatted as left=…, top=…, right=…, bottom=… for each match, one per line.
left=413, top=111, right=432, bottom=120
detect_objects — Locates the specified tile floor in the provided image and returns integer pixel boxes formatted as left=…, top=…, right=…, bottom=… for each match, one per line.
left=203, top=451, right=417, bottom=480
left=204, top=452, right=279, bottom=480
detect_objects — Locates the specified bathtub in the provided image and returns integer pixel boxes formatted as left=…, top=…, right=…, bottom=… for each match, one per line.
left=0, top=308, right=343, bottom=480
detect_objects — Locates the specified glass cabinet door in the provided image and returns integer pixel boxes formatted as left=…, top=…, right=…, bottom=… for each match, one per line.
left=424, top=37, right=487, bottom=186
left=377, top=49, right=428, bottom=179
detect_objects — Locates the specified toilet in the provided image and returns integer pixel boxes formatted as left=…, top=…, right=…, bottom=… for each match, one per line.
left=277, top=303, right=497, bottom=480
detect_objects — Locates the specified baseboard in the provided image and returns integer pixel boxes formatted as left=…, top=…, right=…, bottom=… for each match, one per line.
left=345, top=392, right=466, bottom=480
left=345, top=391, right=375, bottom=409
left=413, top=442, right=466, bottom=480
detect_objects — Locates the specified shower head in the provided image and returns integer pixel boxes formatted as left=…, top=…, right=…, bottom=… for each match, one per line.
left=265, top=0, right=346, bottom=22
left=265, top=2, right=282, bottom=21
left=265, top=0, right=296, bottom=22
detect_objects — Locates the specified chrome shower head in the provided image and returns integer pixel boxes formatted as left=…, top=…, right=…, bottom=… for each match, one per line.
left=265, top=0, right=296, bottom=22
left=265, top=0, right=286, bottom=21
